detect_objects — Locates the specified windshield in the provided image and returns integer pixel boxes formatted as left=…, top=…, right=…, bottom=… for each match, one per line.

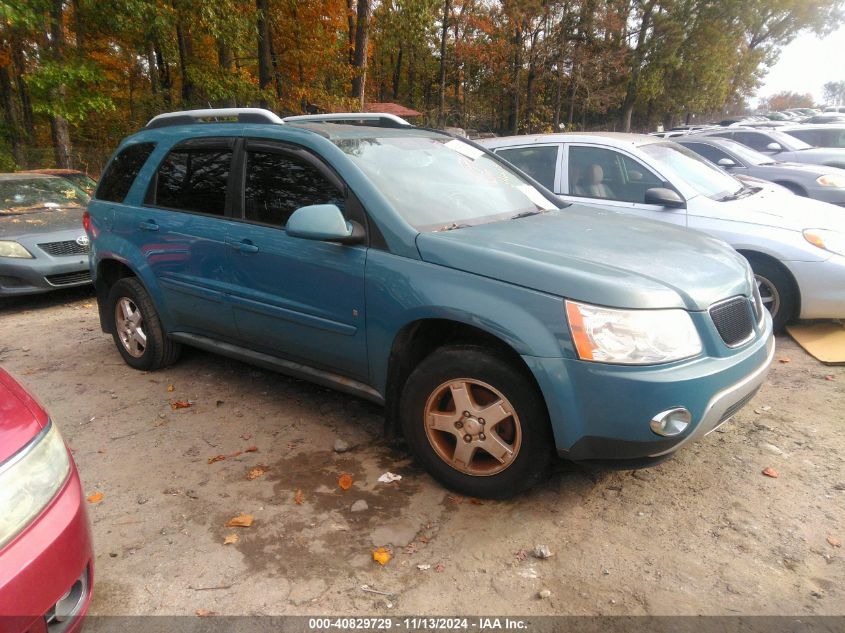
left=333, top=134, right=558, bottom=231
left=0, top=176, right=90, bottom=214
left=716, top=139, right=776, bottom=165
left=765, top=130, right=811, bottom=151
left=642, top=142, right=743, bottom=200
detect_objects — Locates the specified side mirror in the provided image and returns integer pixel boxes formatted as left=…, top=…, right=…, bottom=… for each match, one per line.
left=766, top=142, right=783, bottom=152
left=644, top=187, right=686, bottom=209
left=717, top=158, right=737, bottom=168
left=285, top=204, right=364, bottom=244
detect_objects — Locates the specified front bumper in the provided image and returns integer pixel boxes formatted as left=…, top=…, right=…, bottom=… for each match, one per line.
left=524, top=312, right=775, bottom=462
left=0, top=231, right=91, bottom=296
left=0, top=463, right=93, bottom=633
left=786, top=253, right=845, bottom=319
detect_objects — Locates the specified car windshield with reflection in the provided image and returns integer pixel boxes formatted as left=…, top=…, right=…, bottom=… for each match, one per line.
left=0, top=175, right=91, bottom=215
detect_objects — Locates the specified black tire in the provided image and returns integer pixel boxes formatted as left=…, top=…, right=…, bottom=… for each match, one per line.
left=107, top=277, right=181, bottom=370
left=399, top=345, right=553, bottom=499
left=745, top=256, right=796, bottom=333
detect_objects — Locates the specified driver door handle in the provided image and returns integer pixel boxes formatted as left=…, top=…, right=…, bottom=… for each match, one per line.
left=227, top=238, right=259, bottom=254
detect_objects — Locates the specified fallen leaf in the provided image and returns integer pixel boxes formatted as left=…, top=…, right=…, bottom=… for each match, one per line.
left=195, top=609, right=218, bottom=617
left=86, top=492, right=104, bottom=504
left=166, top=384, right=175, bottom=392
left=434, top=563, right=445, bottom=572
left=98, top=448, right=106, bottom=454
left=778, top=357, right=790, bottom=364
left=240, top=433, right=252, bottom=440
left=762, top=467, right=779, bottom=478
left=405, top=542, right=419, bottom=554
left=216, top=400, right=224, bottom=407
left=294, top=489, right=304, bottom=505
left=372, top=547, right=391, bottom=565
left=225, top=513, right=254, bottom=528
left=171, top=401, right=192, bottom=410
left=208, top=455, right=226, bottom=464
left=469, top=498, right=484, bottom=505
left=447, top=495, right=464, bottom=504
left=244, top=446, right=258, bottom=453
left=824, top=375, right=835, bottom=381
left=828, top=536, right=841, bottom=548
left=338, top=473, right=353, bottom=490
left=223, top=534, right=239, bottom=545
left=247, top=466, right=265, bottom=480
left=83, top=303, right=93, bottom=308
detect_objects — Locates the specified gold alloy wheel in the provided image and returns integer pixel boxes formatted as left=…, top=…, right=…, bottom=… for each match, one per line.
left=423, top=378, right=522, bottom=476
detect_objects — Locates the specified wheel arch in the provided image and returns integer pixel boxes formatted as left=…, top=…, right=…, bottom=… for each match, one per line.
left=95, top=258, right=139, bottom=333
left=382, top=318, right=548, bottom=440
left=772, top=180, right=808, bottom=197
left=736, top=249, right=801, bottom=320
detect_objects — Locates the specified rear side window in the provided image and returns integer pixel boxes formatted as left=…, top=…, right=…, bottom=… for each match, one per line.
left=244, top=151, right=345, bottom=226
left=683, top=142, right=731, bottom=164
left=96, top=142, right=156, bottom=202
left=154, top=148, right=232, bottom=215
left=495, top=146, right=558, bottom=190
left=732, top=132, right=771, bottom=152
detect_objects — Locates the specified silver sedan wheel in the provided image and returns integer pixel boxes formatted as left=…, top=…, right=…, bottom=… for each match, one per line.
left=755, top=274, right=781, bottom=320
left=115, top=297, right=147, bottom=358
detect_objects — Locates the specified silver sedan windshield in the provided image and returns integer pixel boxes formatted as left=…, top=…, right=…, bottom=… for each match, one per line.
left=642, top=142, right=743, bottom=200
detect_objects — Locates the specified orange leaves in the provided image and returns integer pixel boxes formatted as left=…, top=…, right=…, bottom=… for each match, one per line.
left=338, top=473, right=353, bottom=490
left=223, top=534, right=239, bottom=545
left=170, top=400, right=193, bottom=410
left=372, top=547, right=391, bottom=565
left=762, top=467, right=779, bottom=478
left=247, top=466, right=266, bottom=480
left=294, top=489, right=304, bottom=505
left=86, top=492, right=104, bottom=504
left=225, top=513, right=254, bottom=528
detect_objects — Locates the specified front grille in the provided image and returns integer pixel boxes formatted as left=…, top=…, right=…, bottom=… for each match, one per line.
left=38, top=240, right=89, bottom=257
left=45, top=270, right=92, bottom=286
left=710, top=296, right=754, bottom=347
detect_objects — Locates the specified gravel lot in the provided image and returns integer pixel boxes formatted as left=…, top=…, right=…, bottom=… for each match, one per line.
left=1, top=287, right=843, bottom=616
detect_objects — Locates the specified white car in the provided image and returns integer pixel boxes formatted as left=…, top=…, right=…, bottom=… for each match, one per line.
left=478, top=132, right=845, bottom=331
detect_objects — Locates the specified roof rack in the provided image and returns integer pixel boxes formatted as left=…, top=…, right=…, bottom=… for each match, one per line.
left=145, top=108, right=285, bottom=129
left=282, top=112, right=412, bottom=128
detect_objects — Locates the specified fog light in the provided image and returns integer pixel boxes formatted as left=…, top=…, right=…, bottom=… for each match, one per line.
left=650, top=407, right=692, bottom=437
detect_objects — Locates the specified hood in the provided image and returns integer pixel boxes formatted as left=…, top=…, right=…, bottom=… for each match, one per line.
left=772, top=161, right=845, bottom=176
left=416, top=206, right=751, bottom=311
left=717, top=188, right=845, bottom=233
left=791, top=147, right=845, bottom=166
left=0, top=369, right=49, bottom=464
left=0, top=207, right=86, bottom=239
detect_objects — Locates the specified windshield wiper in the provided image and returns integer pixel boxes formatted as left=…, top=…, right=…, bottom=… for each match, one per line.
left=511, top=210, right=545, bottom=220
left=437, top=222, right=472, bottom=232
left=720, top=186, right=758, bottom=201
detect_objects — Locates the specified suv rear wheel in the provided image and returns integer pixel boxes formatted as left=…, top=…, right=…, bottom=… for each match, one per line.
left=399, top=345, right=553, bottom=499
left=107, top=277, right=181, bottom=370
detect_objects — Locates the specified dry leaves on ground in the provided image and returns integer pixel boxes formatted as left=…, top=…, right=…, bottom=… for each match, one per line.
left=338, top=474, right=353, bottom=490
left=372, top=547, right=391, bottom=565
left=167, top=384, right=175, bottom=392
left=247, top=466, right=265, bottom=480
left=223, top=534, right=239, bottom=545
left=86, top=492, right=104, bottom=504
left=294, top=489, right=304, bottom=505
left=762, top=467, right=779, bottom=478
left=195, top=609, right=218, bottom=617
left=828, top=536, right=842, bottom=548
left=244, top=446, right=258, bottom=453
left=171, top=401, right=192, bottom=410
left=225, top=513, right=254, bottom=528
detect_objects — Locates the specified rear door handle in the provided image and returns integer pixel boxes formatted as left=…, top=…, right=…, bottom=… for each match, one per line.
left=138, top=220, right=159, bottom=231
left=227, top=239, right=259, bottom=254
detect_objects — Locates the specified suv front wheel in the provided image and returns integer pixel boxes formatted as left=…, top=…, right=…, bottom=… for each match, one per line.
left=400, top=345, right=553, bottom=499
left=107, top=277, right=181, bottom=370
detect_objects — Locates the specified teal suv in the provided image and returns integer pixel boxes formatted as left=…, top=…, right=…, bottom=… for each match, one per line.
left=86, top=108, right=774, bottom=498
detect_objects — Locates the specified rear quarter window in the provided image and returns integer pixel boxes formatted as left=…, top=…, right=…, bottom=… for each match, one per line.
left=95, top=142, right=156, bottom=202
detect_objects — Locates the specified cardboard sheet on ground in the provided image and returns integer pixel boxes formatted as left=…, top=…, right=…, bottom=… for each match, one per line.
left=786, top=322, right=845, bottom=365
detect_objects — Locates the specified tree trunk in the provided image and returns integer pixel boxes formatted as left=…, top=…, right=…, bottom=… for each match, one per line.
left=0, top=60, right=25, bottom=166
left=620, top=0, right=656, bottom=132
left=153, top=39, right=172, bottom=105
left=392, top=44, right=403, bottom=99
left=147, top=43, right=159, bottom=96
left=175, top=21, right=194, bottom=105
left=350, top=0, right=371, bottom=107
left=437, top=0, right=450, bottom=125
left=48, top=0, right=72, bottom=168
left=10, top=35, right=35, bottom=142
left=507, top=24, right=523, bottom=135
left=256, top=0, right=273, bottom=106
left=216, top=39, right=236, bottom=107
left=346, top=0, right=355, bottom=65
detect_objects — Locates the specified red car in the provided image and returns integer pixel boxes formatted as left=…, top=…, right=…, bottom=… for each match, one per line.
left=0, top=369, right=93, bottom=633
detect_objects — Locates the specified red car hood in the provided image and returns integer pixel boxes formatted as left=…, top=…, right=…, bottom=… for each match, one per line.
left=0, top=369, right=48, bottom=463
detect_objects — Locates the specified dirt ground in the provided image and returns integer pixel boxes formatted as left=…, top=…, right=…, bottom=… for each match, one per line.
left=1, top=286, right=843, bottom=617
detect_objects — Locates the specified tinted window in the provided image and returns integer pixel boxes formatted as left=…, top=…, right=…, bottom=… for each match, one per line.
left=495, top=146, right=558, bottom=190
left=683, top=142, right=732, bottom=164
left=641, top=143, right=742, bottom=200
left=154, top=148, right=232, bottom=215
left=567, top=145, right=663, bottom=203
left=96, top=142, right=156, bottom=202
left=244, top=152, right=345, bottom=226
left=732, top=132, right=773, bottom=152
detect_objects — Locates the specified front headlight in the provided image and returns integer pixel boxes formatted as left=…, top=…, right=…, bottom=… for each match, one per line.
left=816, top=175, right=845, bottom=188
left=0, top=240, right=34, bottom=258
left=0, top=422, right=71, bottom=549
left=565, top=300, right=702, bottom=364
left=803, top=228, right=845, bottom=257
